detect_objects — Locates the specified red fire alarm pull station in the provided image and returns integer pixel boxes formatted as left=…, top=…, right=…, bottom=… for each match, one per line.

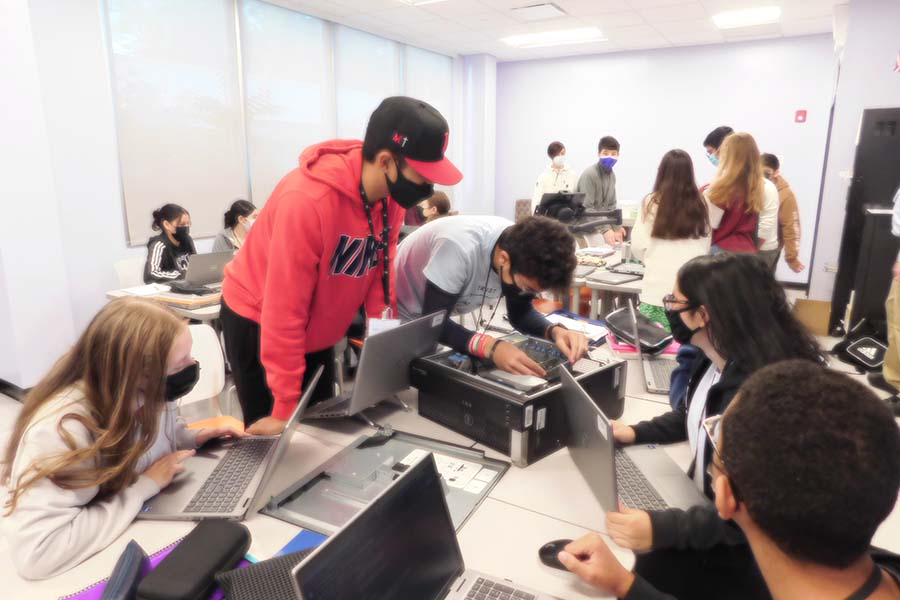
left=795, top=110, right=808, bottom=123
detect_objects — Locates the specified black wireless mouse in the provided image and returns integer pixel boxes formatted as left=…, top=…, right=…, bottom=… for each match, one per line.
left=538, top=538, right=573, bottom=571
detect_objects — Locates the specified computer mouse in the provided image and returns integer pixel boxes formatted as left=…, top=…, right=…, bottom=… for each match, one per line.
left=538, top=538, right=573, bottom=571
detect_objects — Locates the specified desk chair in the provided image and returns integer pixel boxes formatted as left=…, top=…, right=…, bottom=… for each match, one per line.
left=114, top=256, right=147, bottom=288
left=179, top=323, right=235, bottom=421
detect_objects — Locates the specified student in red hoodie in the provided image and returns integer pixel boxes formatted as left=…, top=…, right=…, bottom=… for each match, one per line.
left=220, top=97, right=462, bottom=435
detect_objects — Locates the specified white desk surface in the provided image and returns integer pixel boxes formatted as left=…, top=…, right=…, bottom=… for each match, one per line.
left=2, top=356, right=899, bottom=599
left=106, top=287, right=221, bottom=321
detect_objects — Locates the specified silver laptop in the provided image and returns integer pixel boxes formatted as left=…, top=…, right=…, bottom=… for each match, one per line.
left=137, top=366, right=323, bottom=521
left=292, top=453, right=559, bottom=600
left=588, top=271, right=641, bottom=285
left=183, top=251, right=233, bottom=288
left=304, top=311, right=445, bottom=420
left=628, top=299, right=677, bottom=395
left=559, top=367, right=708, bottom=513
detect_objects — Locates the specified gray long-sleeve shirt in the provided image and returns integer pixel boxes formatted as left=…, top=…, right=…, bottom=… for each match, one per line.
left=576, top=163, right=620, bottom=233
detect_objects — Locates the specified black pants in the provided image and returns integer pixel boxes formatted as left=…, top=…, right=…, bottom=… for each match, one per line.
left=633, top=543, right=771, bottom=600
left=220, top=299, right=335, bottom=426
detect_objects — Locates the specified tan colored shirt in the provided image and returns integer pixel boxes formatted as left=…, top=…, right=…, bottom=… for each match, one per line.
left=773, top=175, right=801, bottom=266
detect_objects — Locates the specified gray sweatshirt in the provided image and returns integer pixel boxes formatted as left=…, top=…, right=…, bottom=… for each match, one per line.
left=576, top=163, right=620, bottom=233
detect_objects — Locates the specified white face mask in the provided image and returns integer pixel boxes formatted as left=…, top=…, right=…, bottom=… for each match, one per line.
left=243, top=217, right=255, bottom=230
left=552, top=155, right=566, bottom=168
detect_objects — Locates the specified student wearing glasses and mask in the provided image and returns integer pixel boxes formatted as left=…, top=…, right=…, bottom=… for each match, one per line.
left=394, top=215, right=589, bottom=376
left=607, top=253, right=826, bottom=599
left=555, top=361, right=900, bottom=599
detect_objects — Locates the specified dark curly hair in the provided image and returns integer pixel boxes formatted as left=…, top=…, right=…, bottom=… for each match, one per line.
left=723, top=360, right=900, bottom=568
left=677, top=253, right=825, bottom=371
left=499, top=216, right=576, bottom=292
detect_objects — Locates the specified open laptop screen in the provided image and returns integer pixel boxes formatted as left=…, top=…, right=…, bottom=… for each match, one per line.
left=294, top=455, right=464, bottom=600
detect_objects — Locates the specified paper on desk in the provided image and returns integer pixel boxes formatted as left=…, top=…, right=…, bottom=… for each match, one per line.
left=121, top=283, right=168, bottom=296
left=434, top=453, right=483, bottom=489
left=577, top=246, right=616, bottom=258
left=546, top=314, right=608, bottom=342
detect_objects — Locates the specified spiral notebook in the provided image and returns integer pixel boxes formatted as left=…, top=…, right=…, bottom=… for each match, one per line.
left=58, top=539, right=252, bottom=600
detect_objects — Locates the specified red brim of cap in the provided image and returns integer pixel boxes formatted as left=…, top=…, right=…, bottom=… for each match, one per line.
left=405, top=156, right=463, bottom=186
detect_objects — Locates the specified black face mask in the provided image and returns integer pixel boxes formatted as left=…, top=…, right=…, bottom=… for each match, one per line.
left=415, top=204, right=427, bottom=222
left=386, top=163, right=434, bottom=209
left=500, top=265, right=534, bottom=298
left=165, top=362, right=200, bottom=402
left=665, top=308, right=702, bottom=345
left=174, top=225, right=191, bottom=244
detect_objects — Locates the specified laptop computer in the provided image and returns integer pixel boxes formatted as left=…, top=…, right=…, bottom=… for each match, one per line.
left=170, top=251, right=233, bottom=294
left=627, top=299, right=677, bottom=395
left=588, top=271, right=641, bottom=286
left=558, top=367, right=708, bottom=513
left=304, top=311, right=445, bottom=420
left=291, top=453, right=559, bottom=600
left=137, top=366, right=323, bottom=521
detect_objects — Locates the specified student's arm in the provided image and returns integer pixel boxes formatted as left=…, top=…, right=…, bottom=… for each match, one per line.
left=258, top=193, right=325, bottom=421
left=421, top=280, right=475, bottom=353
left=630, top=198, right=651, bottom=261
left=364, top=205, right=404, bottom=318
left=531, top=173, right=546, bottom=213
left=577, top=169, right=598, bottom=211
left=779, top=188, right=802, bottom=269
left=606, top=171, right=621, bottom=233
left=757, top=183, right=779, bottom=247
left=703, top=190, right=725, bottom=230
left=505, top=290, right=552, bottom=339
left=2, top=413, right=161, bottom=580
left=648, top=505, right=746, bottom=551
left=144, top=240, right=183, bottom=283
left=631, top=403, right=688, bottom=445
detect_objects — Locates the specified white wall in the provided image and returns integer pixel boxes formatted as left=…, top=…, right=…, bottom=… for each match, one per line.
left=0, top=0, right=77, bottom=387
left=808, top=0, right=900, bottom=301
left=461, top=54, right=497, bottom=216
left=495, top=34, right=836, bottom=284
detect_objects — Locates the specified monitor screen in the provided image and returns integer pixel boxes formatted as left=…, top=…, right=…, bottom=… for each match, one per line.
left=294, top=455, right=464, bottom=600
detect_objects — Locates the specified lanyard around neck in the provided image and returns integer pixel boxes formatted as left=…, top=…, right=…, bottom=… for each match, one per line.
left=846, top=563, right=883, bottom=600
left=359, top=180, right=391, bottom=310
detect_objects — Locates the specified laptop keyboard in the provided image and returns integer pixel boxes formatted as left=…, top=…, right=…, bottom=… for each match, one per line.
left=648, top=359, right=677, bottom=391
left=467, top=578, right=534, bottom=600
left=615, top=450, right=669, bottom=511
left=184, top=438, right=275, bottom=514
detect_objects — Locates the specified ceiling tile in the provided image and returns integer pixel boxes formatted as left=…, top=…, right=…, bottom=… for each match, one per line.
left=422, top=0, right=497, bottom=17
left=781, top=15, right=834, bottom=36
left=377, top=6, right=439, bottom=25
left=781, top=0, right=838, bottom=20
left=652, top=17, right=718, bottom=36
left=330, top=0, right=404, bottom=11
left=529, top=39, right=621, bottom=58
left=555, top=0, right=632, bottom=17
left=640, top=1, right=708, bottom=23
left=603, top=23, right=665, bottom=41
left=405, top=19, right=472, bottom=35
left=477, top=0, right=542, bottom=9
left=626, top=0, right=697, bottom=8
left=721, top=22, right=782, bottom=41
left=579, top=10, right=646, bottom=28
left=464, top=10, right=525, bottom=30
left=435, top=29, right=494, bottom=43
left=663, top=29, right=724, bottom=45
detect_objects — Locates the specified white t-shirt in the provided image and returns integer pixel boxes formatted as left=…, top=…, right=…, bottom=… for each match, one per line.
left=758, top=178, right=780, bottom=251
left=686, top=364, right=721, bottom=492
left=395, top=215, right=511, bottom=322
left=531, top=165, right=577, bottom=212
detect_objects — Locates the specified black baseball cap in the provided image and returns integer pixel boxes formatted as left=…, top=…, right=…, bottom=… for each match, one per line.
left=364, top=96, right=463, bottom=185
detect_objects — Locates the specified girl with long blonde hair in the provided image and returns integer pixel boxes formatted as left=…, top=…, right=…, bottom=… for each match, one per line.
left=705, top=132, right=765, bottom=253
left=2, top=298, right=240, bottom=579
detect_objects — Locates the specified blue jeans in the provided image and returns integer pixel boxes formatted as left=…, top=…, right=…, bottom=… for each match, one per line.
left=669, top=344, right=700, bottom=410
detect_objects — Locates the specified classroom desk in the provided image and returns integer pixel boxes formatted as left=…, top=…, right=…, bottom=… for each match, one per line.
left=106, top=286, right=221, bottom=322
left=3, top=364, right=899, bottom=599
left=569, top=250, right=644, bottom=320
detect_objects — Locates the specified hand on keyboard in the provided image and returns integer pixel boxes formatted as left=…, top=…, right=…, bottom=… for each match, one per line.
left=195, top=425, right=248, bottom=447
left=246, top=416, right=287, bottom=436
left=556, top=533, right=636, bottom=598
left=605, top=505, right=653, bottom=551
left=611, top=420, right=636, bottom=445
left=144, top=449, right=196, bottom=489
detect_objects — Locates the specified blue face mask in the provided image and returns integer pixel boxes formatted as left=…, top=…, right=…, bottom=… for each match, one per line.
left=707, top=153, right=719, bottom=167
left=599, top=157, right=618, bottom=170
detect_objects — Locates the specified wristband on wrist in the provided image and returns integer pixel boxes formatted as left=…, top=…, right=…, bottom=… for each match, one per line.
left=487, top=339, right=502, bottom=362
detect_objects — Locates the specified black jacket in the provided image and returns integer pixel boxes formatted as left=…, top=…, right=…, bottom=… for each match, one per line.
left=143, top=233, right=195, bottom=283
left=621, top=549, right=900, bottom=600
left=631, top=356, right=752, bottom=552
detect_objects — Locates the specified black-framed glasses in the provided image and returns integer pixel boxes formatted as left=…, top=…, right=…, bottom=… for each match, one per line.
left=662, top=294, right=696, bottom=312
